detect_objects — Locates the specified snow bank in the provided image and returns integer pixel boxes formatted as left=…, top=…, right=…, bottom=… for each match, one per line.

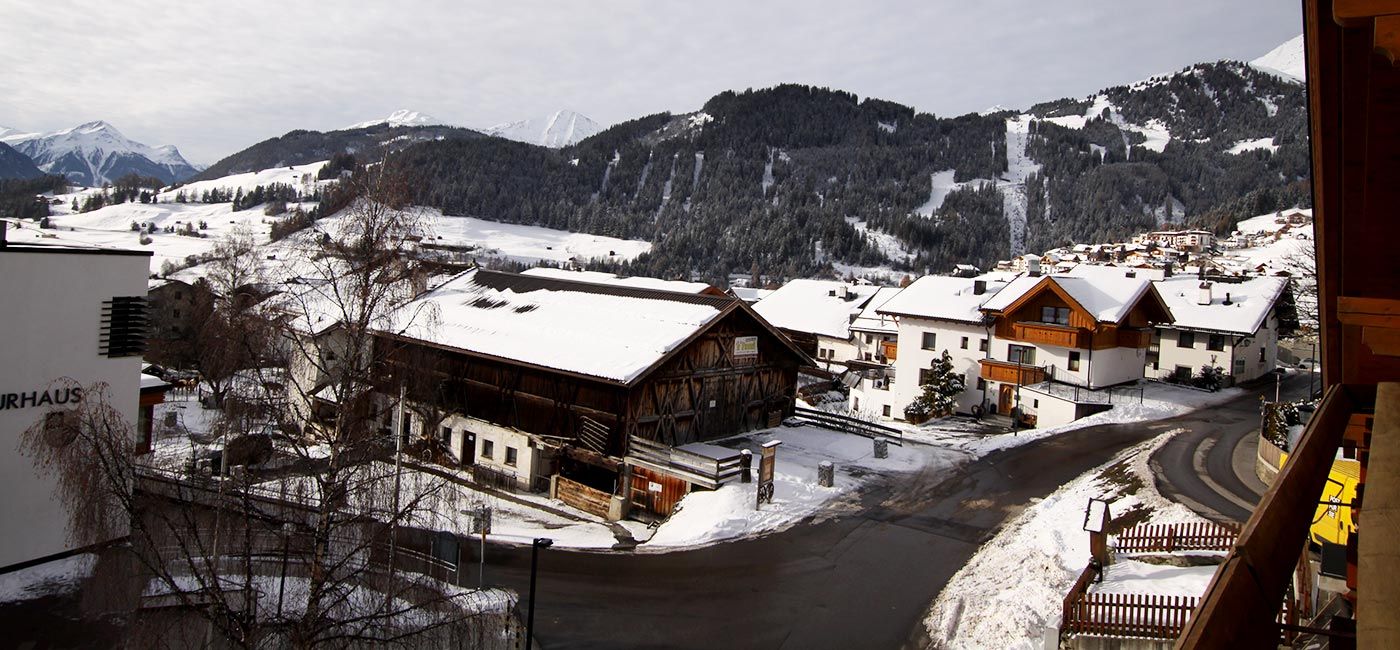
left=923, top=431, right=1213, bottom=649
left=0, top=553, right=96, bottom=604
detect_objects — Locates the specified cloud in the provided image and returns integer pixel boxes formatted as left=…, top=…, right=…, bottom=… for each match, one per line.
left=0, top=0, right=1301, bottom=164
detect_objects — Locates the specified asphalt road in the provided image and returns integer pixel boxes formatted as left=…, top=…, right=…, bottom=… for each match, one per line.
left=1150, top=372, right=1312, bottom=523
left=477, top=376, right=1316, bottom=649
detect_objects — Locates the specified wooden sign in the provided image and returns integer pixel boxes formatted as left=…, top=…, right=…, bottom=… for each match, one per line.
left=734, top=335, right=759, bottom=357
left=756, top=440, right=780, bottom=509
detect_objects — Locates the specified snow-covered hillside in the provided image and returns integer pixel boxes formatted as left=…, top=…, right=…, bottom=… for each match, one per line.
left=1, top=121, right=200, bottom=185
left=1250, top=34, right=1306, bottom=83
left=487, top=109, right=601, bottom=148
left=161, top=161, right=332, bottom=200
left=344, top=109, right=445, bottom=130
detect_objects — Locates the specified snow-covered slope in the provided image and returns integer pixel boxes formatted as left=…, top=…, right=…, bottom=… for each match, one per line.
left=1, top=121, right=200, bottom=186
left=486, top=109, right=601, bottom=148
left=1250, top=34, right=1305, bottom=83
left=344, top=109, right=444, bottom=130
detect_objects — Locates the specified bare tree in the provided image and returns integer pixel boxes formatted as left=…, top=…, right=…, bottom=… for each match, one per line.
left=22, top=159, right=517, bottom=648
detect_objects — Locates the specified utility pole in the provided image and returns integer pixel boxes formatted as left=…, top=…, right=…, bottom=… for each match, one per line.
left=525, top=537, right=553, bottom=649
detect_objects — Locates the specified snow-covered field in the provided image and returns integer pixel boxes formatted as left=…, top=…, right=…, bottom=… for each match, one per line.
left=923, top=431, right=1218, bottom=649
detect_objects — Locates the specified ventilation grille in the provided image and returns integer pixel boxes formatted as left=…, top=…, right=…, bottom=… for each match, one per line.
left=100, top=296, right=148, bottom=358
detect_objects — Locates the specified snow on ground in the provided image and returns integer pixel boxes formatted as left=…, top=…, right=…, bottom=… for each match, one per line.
left=1000, top=116, right=1041, bottom=256
left=644, top=425, right=955, bottom=550
left=923, top=430, right=1215, bottom=649
left=846, top=216, right=913, bottom=263
left=159, top=161, right=330, bottom=200
left=914, top=169, right=994, bottom=219
left=0, top=553, right=96, bottom=604
left=389, top=207, right=651, bottom=265
left=1250, top=34, right=1306, bottom=83
left=902, top=382, right=1244, bottom=456
left=1226, top=137, right=1279, bottom=155
left=1092, top=560, right=1217, bottom=598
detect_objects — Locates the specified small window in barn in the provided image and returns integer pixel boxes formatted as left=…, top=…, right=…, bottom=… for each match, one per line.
left=882, top=405, right=891, bottom=417
left=921, top=332, right=936, bottom=350
left=441, top=426, right=452, bottom=445
left=505, top=446, right=518, bottom=467
left=1259, top=348, right=1266, bottom=362
left=481, top=439, right=494, bottom=460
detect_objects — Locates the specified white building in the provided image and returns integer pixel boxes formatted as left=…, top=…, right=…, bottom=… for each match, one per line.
left=0, top=226, right=152, bottom=570
left=752, top=279, right=884, bottom=370
left=872, top=275, right=1012, bottom=419
left=1148, top=275, right=1290, bottom=384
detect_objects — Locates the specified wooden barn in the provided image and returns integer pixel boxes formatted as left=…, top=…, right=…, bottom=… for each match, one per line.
left=373, top=269, right=813, bottom=518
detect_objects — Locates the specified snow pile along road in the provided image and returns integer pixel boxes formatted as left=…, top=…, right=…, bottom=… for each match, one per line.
left=923, top=430, right=1214, bottom=649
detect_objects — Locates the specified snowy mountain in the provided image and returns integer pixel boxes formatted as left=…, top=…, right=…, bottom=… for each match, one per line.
left=0, top=140, right=43, bottom=180
left=0, top=121, right=201, bottom=186
left=344, top=109, right=445, bottom=131
left=1250, top=34, right=1306, bottom=83
left=486, top=109, right=601, bottom=148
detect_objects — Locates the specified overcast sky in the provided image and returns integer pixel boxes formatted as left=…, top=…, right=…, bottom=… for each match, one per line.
left=0, top=1, right=1302, bottom=164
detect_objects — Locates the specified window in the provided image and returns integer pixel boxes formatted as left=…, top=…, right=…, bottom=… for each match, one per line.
left=979, top=338, right=988, bottom=353
left=960, top=336, right=969, bottom=349
left=173, top=308, right=181, bottom=319
left=921, top=332, right=937, bottom=350
left=1008, top=344, right=1036, bottom=365
left=1177, top=331, right=1196, bottom=348
left=865, top=334, right=873, bottom=344
left=1174, top=365, right=1192, bottom=381
left=1260, top=348, right=1266, bottom=362
left=1207, top=334, right=1226, bottom=351
left=1033, top=399, right=1040, bottom=408
left=853, top=397, right=859, bottom=410
left=441, top=426, right=452, bottom=445
left=976, top=378, right=987, bottom=390
left=481, top=439, right=494, bottom=460
left=1040, top=306, right=1071, bottom=325
left=505, top=446, right=518, bottom=467
left=863, top=352, right=873, bottom=361
left=1068, top=351, right=1081, bottom=371
left=919, top=368, right=934, bottom=385
left=882, top=405, right=891, bottom=417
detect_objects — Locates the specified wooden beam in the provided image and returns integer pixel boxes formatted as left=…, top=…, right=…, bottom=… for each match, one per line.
left=1376, top=14, right=1400, bottom=63
left=1335, top=0, right=1400, bottom=26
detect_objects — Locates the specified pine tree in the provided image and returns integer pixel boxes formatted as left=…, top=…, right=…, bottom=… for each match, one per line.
left=906, top=350, right=967, bottom=420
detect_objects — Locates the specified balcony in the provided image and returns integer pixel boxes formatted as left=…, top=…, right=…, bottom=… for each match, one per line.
left=880, top=340, right=898, bottom=361
left=980, top=359, right=1046, bottom=385
left=1116, top=328, right=1152, bottom=348
left=1008, top=321, right=1088, bottom=349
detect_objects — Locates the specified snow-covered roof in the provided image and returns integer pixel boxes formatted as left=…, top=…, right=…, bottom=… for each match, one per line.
left=1154, top=275, right=1288, bottom=335
left=381, top=269, right=738, bottom=384
left=849, top=287, right=903, bottom=334
left=140, top=373, right=171, bottom=390
left=728, top=286, right=774, bottom=303
left=752, top=279, right=883, bottom=339
left=876, top=275, right=1007, bottom=323
left=521, top=267, right=714, bottom=294
left=982, top=271, right=1155, bottom=324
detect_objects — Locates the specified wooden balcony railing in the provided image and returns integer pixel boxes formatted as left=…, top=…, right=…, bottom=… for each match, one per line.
left=1117, top=328, right=1153, bottom=348
left=1008, top=321, right=1088, bottom=348
left=880, top=340, right=898, bottom=361
left=980, top=359, right=1046, bottom=385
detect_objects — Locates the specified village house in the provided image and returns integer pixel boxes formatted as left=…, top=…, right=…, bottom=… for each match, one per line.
left=974, top=267, right=1173, bottom=427
left=1133, top=229, right=1216, bottom=252
left=842, top=286, right=905, bottom=418
left=872, top=274, right=1013, bottom=419
left=372, top=269, right=811, bottom=519
left=1147, top=274, right=1291, bottom=385
left=751, top=278, right=884, bottom=370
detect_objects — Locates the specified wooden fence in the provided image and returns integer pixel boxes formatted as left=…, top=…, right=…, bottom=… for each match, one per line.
left=1062, top=591, right=1199, bottom=640
left=1115, top=522, right=1239, bottom=553
left=555, top=476, right=612, bottom=519
left=791, top=407, right=903, bottom=446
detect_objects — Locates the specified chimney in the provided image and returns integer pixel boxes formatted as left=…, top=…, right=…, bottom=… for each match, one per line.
left=1224, top=292, right=1233, bottom=305
left=1027, top=258, right=1042, bottom=277
left=1125, top=270, right=1136, bottom=278
left=1164, top=261, right=1174, bottom=277
left=837, top=284, right=849, bottom=299
left=973, top=279, right=987, bottom=295
left=1198, top=281, right=1213, bottom=306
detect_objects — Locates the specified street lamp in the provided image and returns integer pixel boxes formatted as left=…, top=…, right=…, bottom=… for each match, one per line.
left=525, top=537, right=553, bottom=649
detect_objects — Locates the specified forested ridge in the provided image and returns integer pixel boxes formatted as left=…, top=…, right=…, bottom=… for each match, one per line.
left=227, top=60, right=1312, bottom=286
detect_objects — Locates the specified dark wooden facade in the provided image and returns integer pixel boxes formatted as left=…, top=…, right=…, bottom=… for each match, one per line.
left=373, top=294, right=808, bottom=488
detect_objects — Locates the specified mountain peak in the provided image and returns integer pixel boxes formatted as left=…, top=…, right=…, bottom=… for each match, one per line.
left=487, top=109, right=601, bottom=148
left=344, top=109, right=444, bottom=131
left=1250, top=34, right=1305, bottom=83
left=0, top=120, right=197, bottom=185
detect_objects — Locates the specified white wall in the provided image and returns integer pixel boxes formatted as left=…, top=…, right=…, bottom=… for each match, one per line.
left=887, top=317, right=990, bottom=418
left=1087, top=346, right=1148, bottom=387
left=468, top=418, right=540, bottom=490
left=1017, top=387, right=1080, bottom=428
left=0, top=249, right=149, bottom=568
left=1151, top=314, right=1277, bottom=384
